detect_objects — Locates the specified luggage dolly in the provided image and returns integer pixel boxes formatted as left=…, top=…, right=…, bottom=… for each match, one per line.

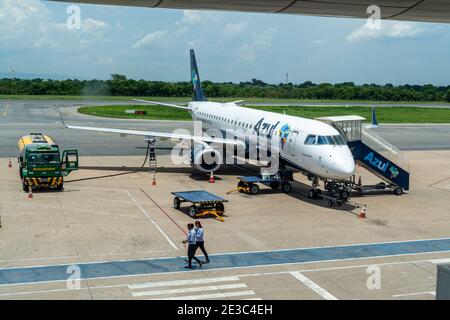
left=227, top=175, right=293, bottom=195
left=171, top=190, right=228, bottom=222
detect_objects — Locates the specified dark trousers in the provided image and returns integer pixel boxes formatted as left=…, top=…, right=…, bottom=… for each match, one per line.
left=187, top=244, right=201, bottom=266
left=195, top=241, right=209, bottom=262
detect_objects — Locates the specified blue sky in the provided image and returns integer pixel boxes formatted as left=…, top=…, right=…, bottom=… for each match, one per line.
left=1, top=0, right=450, bottom=85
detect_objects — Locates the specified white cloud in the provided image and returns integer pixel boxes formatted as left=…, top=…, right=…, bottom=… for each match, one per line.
left=223, top=21, right=248, bottom=39
left=178, top=10, right=217, bottom=26
left=132, top=30, right=169, bottom=49
left=236, top=26, right=276, bottom=62
left=0, top=0, right=51, bottom=43
left=132, top=10, right=212, bottom=50
left=82, top=18, right=108, bottom=33
left=347, top=21, right=423, bottom=42
left=0, top=0, right=111, bottom=48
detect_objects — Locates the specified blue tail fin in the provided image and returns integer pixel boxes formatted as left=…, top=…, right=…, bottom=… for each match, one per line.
left=190, top=49, right=206, bottom=101
left=371, top=106, right=379, bottom=127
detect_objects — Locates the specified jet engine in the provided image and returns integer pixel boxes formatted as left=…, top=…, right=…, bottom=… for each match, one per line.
left=190, top=145, right=222, bottom=172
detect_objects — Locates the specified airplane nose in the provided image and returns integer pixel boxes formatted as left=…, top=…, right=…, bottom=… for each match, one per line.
left=340, top=158, right=355, bottom=176
left=333, top=155, right=355, bottom=178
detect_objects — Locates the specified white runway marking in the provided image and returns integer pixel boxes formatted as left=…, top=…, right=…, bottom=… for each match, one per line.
left=152, top=290, right=256, bottom=300
left=430, top=258, right=450, bottom=264
left=132, top=283, right=247, bottom=297
left=125, top=190, right=179, bottom=251
left=289, top=271, right=338, bottom=300
left=128, top=276, right=240, bottom=290
left=392, top=291, right=435, bottom=298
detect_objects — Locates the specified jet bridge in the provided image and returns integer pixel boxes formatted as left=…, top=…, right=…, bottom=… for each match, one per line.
left=317, top=116, right=410, bottom=193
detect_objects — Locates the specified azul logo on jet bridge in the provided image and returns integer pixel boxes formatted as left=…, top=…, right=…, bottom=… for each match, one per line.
left=364, top=151, right=399, bottom=179
left=364, top=152, right=389, bottom=172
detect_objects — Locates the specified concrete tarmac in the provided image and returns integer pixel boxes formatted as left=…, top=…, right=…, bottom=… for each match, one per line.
left=0, top=152, right=449, bottom=299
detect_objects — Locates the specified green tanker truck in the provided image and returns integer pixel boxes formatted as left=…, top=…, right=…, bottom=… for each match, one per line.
left=18, top=133, right=79, bottom=192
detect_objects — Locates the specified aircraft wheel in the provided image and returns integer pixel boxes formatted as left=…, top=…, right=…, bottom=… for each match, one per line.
left=173, top=197, right=181, bottom=209
left=339, top=190, right=349, bottom=201
left=281, top=182, right=292, bottom=193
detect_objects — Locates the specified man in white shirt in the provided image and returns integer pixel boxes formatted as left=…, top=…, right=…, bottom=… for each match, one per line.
left=182, top=223, right=203, bottom=269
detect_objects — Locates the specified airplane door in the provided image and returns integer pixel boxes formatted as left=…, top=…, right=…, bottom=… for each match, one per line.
left=288, top=131, right=298, bottom=157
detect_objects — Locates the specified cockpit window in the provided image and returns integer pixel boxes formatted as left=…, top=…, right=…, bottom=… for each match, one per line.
left=306, top=135, right=346, bottom=145
left=305, top=135, right=317, bottom=145
left=317, top=136, right=332, bottom=145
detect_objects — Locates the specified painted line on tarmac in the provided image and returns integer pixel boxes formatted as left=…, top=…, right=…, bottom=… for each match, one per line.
left=392, top=291, right=435, bottom=298
left=132, top=283, right=247, bottom=297
left=0, top=238, right=450, bottom=286
left=289, top=271, right=338, bottom=300
left=128, top=276, right=240, bottom=290
left=125, top=190, right=179, bottom=251
left=140, top=188, right=187, bottom=236
left=152, top=290, right=256, bottom=300
left=430, top=258, right=450, bottom=264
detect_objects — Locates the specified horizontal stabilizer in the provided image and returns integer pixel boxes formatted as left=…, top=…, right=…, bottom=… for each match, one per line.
left=132, top=99, right=191, bottom=110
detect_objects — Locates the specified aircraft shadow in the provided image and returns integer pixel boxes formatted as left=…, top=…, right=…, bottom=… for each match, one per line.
left=74, top=164, right=357, bottom=211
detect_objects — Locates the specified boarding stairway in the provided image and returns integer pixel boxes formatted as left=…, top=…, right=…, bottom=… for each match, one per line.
left=317, top=116, right=410, bottom=192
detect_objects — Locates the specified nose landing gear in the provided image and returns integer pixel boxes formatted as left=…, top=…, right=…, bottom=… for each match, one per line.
left=308, top=176, right=352, bottom=206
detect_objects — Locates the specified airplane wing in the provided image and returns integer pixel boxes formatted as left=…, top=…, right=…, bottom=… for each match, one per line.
left=65, top=124, right=244, bottom=146
left=49, top=1, right=450, bottom=24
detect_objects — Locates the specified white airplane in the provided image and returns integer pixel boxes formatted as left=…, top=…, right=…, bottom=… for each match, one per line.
left=65, top=49, right=355, bottom=196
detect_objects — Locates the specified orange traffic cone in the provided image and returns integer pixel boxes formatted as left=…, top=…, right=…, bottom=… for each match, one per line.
left=28, top=188, right=33, bottom=199
left=152, top=175, right=156, bottom=186
left=358, top=204, right=366, bottom=218
left=8, top=159, right=12, bottom=168
left=209, top=172, right=215, bottom=183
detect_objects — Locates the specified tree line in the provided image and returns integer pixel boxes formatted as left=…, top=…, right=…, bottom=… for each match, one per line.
left=1, top=74, right=450, bottom=102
